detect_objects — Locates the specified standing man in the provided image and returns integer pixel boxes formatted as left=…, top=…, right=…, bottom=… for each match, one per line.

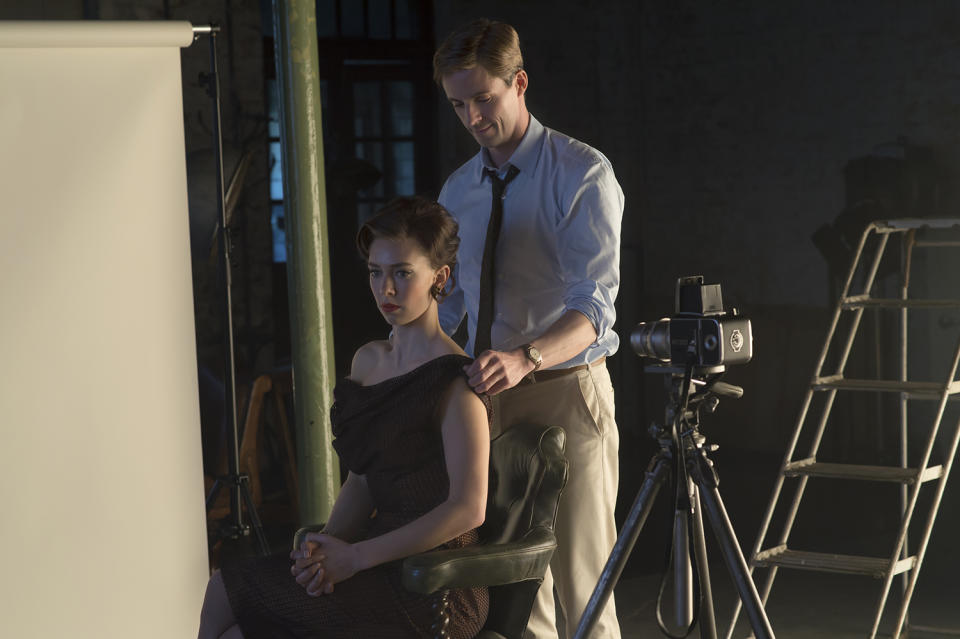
left=434, top=19, right=623, bottom=639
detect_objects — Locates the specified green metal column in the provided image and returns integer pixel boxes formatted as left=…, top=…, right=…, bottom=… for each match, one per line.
left=272, top=0, right=339, bottom=525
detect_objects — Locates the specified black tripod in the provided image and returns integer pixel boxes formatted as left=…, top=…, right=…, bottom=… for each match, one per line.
left=573, top=358, right=775, bottom=639
left=197, top=25, right=269, bottom=557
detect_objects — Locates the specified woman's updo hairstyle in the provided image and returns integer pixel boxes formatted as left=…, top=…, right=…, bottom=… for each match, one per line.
left=356, top=196, right=460, bottom=301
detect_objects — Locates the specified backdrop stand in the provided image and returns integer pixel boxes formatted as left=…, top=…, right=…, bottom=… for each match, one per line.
left=195, top=23, right=270, bottom=558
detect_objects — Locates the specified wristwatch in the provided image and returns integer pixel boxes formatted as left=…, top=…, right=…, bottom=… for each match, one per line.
left=521, top=343, right=543, bottom=371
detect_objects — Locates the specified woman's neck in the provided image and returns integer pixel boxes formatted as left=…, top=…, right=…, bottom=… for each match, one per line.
left=387, top=309, right=449, bottom=366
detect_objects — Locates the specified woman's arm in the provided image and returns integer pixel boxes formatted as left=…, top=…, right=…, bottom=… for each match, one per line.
left=301, top=377, right=489, bottom=593
left=289, top=467, right=374, bottom=588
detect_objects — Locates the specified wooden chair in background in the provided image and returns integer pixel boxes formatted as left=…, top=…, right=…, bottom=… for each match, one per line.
left=206, top=368, right=299, bottom=526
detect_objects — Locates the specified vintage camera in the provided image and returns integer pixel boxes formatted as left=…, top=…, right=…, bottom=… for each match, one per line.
left=630, top=276, right=752, bottom=370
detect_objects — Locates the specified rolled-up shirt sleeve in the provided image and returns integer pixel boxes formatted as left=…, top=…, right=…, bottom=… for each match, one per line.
left=556, top=158, right=624, bottom=345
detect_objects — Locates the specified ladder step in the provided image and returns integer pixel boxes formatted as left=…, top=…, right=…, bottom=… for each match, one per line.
left=813, top=375, right=960, bottom=398
left=783, top=458, right=943, bottom=484
left=841, top=295, right=960, bottom=309
left=753, top=546, right=915, bottom=579
left=877, top=218, right=960, bottom=231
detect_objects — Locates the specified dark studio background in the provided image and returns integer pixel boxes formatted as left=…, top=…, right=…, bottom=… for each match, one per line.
left=6, top=0, right=959, bottom=618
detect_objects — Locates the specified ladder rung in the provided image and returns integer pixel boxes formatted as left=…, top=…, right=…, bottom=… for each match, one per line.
left=753, top=546, right=915, bottom=578
left=841, top=295, right=960, bottom=309
left=915, top=240, right=960, bottom=247
left=906, top=624, right=960, bottom=636
left=783, top=458, right=943, bottom=484
left=877, top=218, right=960, bottom=231
left=814, top=375, right=960, bottom=398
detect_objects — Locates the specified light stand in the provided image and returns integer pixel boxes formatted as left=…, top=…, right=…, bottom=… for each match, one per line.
left=195, top=24, right=270, bottom=557
left=572, top=357, right=775, bottom=639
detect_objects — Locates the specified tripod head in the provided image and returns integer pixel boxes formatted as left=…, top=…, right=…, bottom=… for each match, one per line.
left=646, top=361, right=743, bottom=444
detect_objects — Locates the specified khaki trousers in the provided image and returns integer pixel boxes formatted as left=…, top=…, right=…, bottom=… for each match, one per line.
left=492, top=362, right=621, bottom=639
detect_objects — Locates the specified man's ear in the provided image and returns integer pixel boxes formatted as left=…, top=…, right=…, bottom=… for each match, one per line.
left=515, top=70, right=528, bottom=97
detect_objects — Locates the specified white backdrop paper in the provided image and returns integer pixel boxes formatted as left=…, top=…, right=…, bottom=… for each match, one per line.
left=0, top=21, right=207, bottom=638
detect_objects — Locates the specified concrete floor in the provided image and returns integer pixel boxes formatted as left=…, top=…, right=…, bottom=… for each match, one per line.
left=614, top=567, right=958, bottom=638
left=607, top=474, right=960, bottom=638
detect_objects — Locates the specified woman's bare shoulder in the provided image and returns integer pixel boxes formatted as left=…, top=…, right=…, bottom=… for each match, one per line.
left=348, top=340, right=390, bottom=384
left=441, top=375, right=489, bottom=423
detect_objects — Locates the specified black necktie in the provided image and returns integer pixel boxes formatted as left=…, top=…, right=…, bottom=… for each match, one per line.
left=475, top=165, right=520, bottom=355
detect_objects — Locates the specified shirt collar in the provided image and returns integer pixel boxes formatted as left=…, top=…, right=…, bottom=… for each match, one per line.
left=476, top=113, right=546, bottom=182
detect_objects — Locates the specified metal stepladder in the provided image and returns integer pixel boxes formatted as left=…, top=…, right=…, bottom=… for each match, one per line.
left=727, top=219, right=960, bottom=639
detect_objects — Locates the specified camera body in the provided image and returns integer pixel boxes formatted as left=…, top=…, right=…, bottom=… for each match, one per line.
left=630, top=276, right=752, bottom=369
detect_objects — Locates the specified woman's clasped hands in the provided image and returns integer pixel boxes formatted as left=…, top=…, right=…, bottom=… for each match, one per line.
left=289, top=533, right=361, bottom=596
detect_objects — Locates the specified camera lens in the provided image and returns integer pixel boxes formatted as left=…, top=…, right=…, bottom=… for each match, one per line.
left=703, top=334, right=718, bottom=351
left=630, top=319, right=672, bottom=361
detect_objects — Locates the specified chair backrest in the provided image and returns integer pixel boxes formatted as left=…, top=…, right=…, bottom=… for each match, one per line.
left=480, top=423, right=568, bottom=638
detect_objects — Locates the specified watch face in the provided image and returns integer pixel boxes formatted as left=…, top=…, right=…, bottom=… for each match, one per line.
left=526, top=345, right=542, bottom=364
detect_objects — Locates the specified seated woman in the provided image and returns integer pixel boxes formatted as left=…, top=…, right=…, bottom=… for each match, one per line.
left=198, top=196, right=491, bottom=639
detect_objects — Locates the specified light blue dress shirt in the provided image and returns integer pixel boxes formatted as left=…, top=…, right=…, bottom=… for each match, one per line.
left=438, top=114, right=624, bottom=368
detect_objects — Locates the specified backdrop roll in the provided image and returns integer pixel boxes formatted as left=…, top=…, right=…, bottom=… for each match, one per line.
left=0, top=21, right=207, bottom=638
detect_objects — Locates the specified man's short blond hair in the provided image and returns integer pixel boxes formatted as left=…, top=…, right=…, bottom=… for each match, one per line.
left=433, top=18, right=524, bottom=87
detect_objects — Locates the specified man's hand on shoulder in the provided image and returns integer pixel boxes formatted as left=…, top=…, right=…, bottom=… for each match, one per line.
left=464, top=348, right=535, bottom=395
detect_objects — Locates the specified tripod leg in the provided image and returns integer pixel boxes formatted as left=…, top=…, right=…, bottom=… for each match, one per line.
left=206, top=477, right=225, bottom=512
left=238, top=475, right=271, bottom=556
left=694, top=477, right=775, bottom=639
left=673, top=505, right=694, bottom=628
left=692, top=486, right=718, bottom=639
left=572, top=454, right=672, bottom=639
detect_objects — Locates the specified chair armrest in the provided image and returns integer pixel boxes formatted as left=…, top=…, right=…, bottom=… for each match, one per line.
left=292, top=524, right=325, bottom=550
left=401, top=527, right=557, bottom=594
